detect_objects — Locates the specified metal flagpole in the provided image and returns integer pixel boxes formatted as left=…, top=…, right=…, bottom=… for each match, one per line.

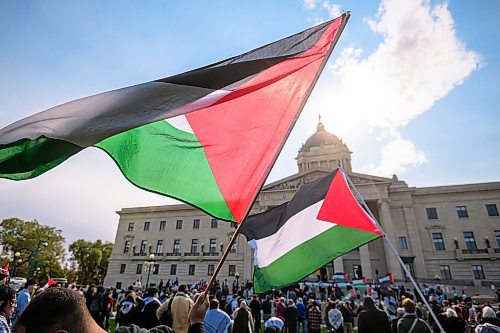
left=340, top=167, right=446, bottom=333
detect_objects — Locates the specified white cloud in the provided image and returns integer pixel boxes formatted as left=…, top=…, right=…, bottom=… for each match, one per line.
left=303, top=0, right=318, bottom=10
left=322, top=1, right=342, bottom=19
left=304, top=0, right=480, bottom=177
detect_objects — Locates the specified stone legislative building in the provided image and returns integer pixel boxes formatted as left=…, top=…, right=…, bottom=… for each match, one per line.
left=104, top=121, right=500, bottom=294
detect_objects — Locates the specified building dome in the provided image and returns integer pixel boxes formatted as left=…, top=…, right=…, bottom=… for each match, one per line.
left=300, top=121, right=341, bottom=152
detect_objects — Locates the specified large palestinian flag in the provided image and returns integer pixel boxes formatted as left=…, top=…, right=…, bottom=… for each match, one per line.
left=241, top=169, right=382, bottom=292
left=0, top=14, right=349, bottom=223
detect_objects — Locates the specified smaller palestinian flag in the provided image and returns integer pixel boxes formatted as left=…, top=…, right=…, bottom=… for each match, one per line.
left=0, top=263, right=9, bottom=284
left=42, top=276, right=56, bottom=289
left=352, top=278, right=367, bottom=285
left=333, top=273, right=348, bottom=281
left=241, top=169, right=382, bottom=293
left=378, top=273, right=393, bottom=284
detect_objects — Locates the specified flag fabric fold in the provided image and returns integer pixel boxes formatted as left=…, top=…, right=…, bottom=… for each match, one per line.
left=332, top=273, right=348, bottom=281
left=0, top=13, right=349, bottom=223
left=378, top=273, right=393, bottom=284
left=240, top=169, right=382, bottom=293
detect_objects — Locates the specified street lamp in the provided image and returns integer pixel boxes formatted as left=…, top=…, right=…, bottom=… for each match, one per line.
left=29, top=240, right=48, bottom=278
left=11, top=252, right=21, bottom=277
left=144, top=253, right=156, bottom=288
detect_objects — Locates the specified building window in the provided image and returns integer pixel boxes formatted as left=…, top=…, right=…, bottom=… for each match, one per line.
left=440, top=265, right=452, bottom=280
left=156, top=240, right=164, bottom=254
left=463, top=232, right=477, bottom=250
left=176, top=220, right=183, bottom=229
left=189, top=265, right=195, bottom=275
left=173, top=239, right=181, bottom=255
left=170, top=264, right=177, bottom=275
left=140, top=240, right=147, bottom=255
left=456, top=206, right=469, bottom=218
left=191, top=239, right=198, bottom=254
left=124, top=240, right=131, bottom=253
left=228, top=265, right=236, bottom=276
left=426, top=208, right=438, bottom=220
left=136, top=264, right=143, bottom=274
left=495, top=230, right=500, bottom=248
left=159, top=220, right=166, bottom=231
left=230, top=242, right=237, bottom=254
left=353, top=265, right=362, bottom=279
left=128, top=223, right=134, bottom=231
left=398, top=236, right=409, bottom=250
left=116, top=282, right=122, bottom=289
left=208, top=264, right=214, bottom=276
left=193, top=219, right=200, bottom=229
left=153, top=264, right=160, bottom=275
left=144, top=221, right=150, bottom=231
left=472, top=265, right=485, bottom=280
left=211, top=219, right=218, bottom=229
left=432, top=233, right=446, bottom=251
left=120, top=264, right=126, bottom=274
left=486, top=204, right=499, bottom=217
left=209, top=239, right=217, bottom=254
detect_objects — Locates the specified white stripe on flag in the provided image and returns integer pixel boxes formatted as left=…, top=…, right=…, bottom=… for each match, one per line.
left=249, top=200, right=338, bottom=268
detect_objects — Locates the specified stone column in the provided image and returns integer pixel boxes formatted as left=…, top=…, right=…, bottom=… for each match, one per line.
left=333, top=257, right=344, bottom=273
left=402, top=206, right=428, bottom=278
left=379, top=200, right=404, bottom=281
left=359, top=245, right=373, bottom=279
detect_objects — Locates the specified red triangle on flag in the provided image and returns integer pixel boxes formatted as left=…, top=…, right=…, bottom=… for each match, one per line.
left=317, top=169, right=382, bottom=235
left=47, top=276, right=56, bottom=287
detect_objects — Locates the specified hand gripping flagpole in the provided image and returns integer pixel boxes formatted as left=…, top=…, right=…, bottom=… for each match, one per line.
left=203, top=12, right=352, bottom=295
left=340, top=166, right=445, bottom=333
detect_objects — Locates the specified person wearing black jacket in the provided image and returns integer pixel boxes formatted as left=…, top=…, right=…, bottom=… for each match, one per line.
left=357, top=297, right=391, bottom=333
left=137, top=287, right=162, bottom=329
left=249, top=295, right=262, bottom=332
left=88, top=285, right=104, bottom=327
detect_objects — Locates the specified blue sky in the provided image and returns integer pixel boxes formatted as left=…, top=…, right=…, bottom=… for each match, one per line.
left=1, top=0, right=499, bottom=244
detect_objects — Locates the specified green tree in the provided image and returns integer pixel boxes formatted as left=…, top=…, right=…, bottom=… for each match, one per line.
left=0, top=218, right=66, bottom=279
left=69, top=239, right=113, bottom=285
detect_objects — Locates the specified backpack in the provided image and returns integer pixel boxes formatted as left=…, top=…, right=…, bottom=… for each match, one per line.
left=159, top=297, right=174, bottom=327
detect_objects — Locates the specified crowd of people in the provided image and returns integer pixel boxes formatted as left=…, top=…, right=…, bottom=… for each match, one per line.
left=0, top=277, right=499, bottom=333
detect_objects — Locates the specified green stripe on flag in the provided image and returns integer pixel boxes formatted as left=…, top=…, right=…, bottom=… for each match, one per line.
left=0, top=137, right=82, bottom=180
left=253, top=225, right=380, bottom=293
left=96, top=119, right=235, bottom=221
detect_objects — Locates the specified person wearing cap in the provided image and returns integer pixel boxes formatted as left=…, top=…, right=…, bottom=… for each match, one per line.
left=11, top=279, right=37, bottom=325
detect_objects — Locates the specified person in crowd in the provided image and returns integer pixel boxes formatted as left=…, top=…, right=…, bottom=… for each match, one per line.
left=306, top=301, right=321, bottom=333
left=475, top=306, right=500, bottom=332
left=88, top=285, right=104, bottom=328
left=204, top=298, right=233, bottom=333
left=137, top=287, right=161, bottom=329
left=249, top=295, right=262, bottom=332
left=103, top=287, right=113, bottom=330
left=264, top=317, right=284, bottom=333
left=0, top=285, right=16, bottom=333
left=295, top=298, right=307, bottom=333
left=340, top=301, right=354, bottom=333
left=327, top=302, right=343, bottom=333
left=13, top=287, right=106, bottom=333
left=170, top=284, right=194, bottom=333
left=284, top=299, right=297, bottom=333
left=11, top=279, right=37, bottom=326
left=263, top=296, right=273, bottom=323
left=357, top=297, right=391, bottom=333
left=396, top=298, right=431, bottom=333
left=117, top=292, right=139, bottom=327
left=274, top=298, right=286, bottom=322
left=391, top=308, right=405, bottom=333
left=232, top=301, right=254, bottom=333
left=442, top=308, right=465, bottom=333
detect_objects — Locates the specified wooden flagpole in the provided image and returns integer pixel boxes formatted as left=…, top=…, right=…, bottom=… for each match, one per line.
left=341, top=167, right=446, bottom=333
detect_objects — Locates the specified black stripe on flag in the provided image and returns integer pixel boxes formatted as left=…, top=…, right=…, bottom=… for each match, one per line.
left=240, top=170, right=338, bottom=241
left=157, top=19, right=333, bottom=90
